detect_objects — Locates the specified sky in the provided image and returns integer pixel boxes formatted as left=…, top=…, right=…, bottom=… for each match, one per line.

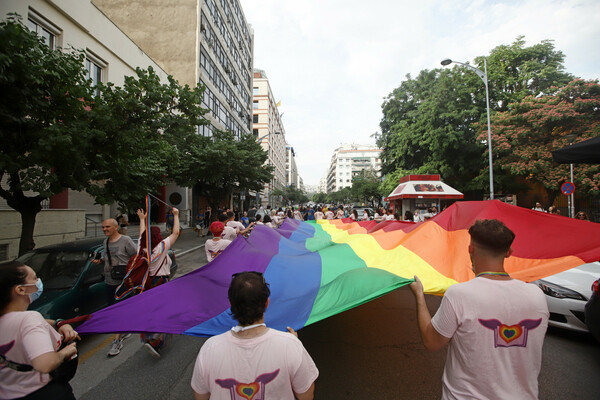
left=240, top=0, right=600, bottom=188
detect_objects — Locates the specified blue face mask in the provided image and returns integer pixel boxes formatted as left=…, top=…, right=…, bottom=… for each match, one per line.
left=22, top=278, right=44, bottom=303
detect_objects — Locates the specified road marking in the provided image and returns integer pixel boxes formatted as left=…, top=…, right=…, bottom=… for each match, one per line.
left=79, top=335, right=115, bottom=363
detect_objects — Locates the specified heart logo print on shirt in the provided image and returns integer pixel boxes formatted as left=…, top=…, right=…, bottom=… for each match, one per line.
left=235, top=382, right=260, bottom=400
left=499, top=324, right=523, bottom=343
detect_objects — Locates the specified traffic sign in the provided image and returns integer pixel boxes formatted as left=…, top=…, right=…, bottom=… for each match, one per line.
left=561, top=182, right=575, bottom=195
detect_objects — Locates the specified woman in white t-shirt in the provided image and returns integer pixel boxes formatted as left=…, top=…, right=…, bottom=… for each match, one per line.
left=350, top=210, right=358, bottom=220
left=0, top=261, right=79, bottom=400
left=314, top=208, right=325, bottom=220
left=134, top=207, right=180, bottom=358
left=336, top=208, right=345, bottom=219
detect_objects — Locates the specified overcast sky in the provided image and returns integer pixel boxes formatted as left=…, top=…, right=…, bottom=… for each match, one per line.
left=240, top=0, right=600, bottom=187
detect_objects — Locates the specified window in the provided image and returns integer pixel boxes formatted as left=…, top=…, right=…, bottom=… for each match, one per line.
left=253, top=100, right=259, bottom=109
left=253, top=129, right=258, bottom=136
left=253, top=87, right=259, bottom=95
left=28, top=19, right=55, bottom=49
left=253, top=114, right=258, bottom=123
left=85, top=59, right=102, bottom=95
left=27, top=10, right=60, bottom=50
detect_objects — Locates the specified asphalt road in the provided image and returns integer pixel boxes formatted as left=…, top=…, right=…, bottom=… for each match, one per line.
left=71, top=250, right=600, bottom=400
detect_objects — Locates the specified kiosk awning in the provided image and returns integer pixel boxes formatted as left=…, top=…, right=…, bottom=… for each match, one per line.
left=386, top=174, right=464, bottom=200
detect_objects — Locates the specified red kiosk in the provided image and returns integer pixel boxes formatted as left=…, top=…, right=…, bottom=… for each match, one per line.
left=385, top=174, right=463, bottom=220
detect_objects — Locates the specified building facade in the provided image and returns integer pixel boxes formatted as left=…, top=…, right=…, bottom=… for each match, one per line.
left=92, top=0, right=254, bottom=216
left=286, top=145, right=299, bottom=189
left=252, top=69, right=287, bottom=207
left=326, top=144, right=382, bottom=193
left=0, top=0, right=173, bottom=259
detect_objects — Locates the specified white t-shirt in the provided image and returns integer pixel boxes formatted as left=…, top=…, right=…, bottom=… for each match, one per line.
left=431, top=278, right=549, bottom=400
left=361, top=213, right=369, bottom=221
left=385, top=214, right=395, bottom=221
left=205, top=238, right=232, bottom=262
left=191, top=328, right=318, bottom=400
left=0, top=311, right=62, bottom=399
left=349, top=214, right=357, bottom=220
left=336, top=210, right=344, bottom=219
left=227, top=220, right=245, bottom=232
left=221, top=226, right=237, bottom=241
left=137, top=236, right=172, bottom=276
left=325, top=211, right=334, bottom=219
left=293, top=211, right=303, bottom=220
left=314, top=212, right=325, bottom=220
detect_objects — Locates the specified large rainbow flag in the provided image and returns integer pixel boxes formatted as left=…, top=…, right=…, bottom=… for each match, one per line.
left=78, top=200, right=600, bottom=337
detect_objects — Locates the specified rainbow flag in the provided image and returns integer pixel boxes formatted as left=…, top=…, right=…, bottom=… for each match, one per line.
left=78, top=200, right=600, bottom=337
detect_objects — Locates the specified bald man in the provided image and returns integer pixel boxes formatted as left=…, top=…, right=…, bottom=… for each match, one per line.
left=92, top=218, right=136, bottom=356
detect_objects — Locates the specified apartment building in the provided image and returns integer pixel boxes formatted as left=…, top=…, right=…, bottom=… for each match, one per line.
left=93, top=0, right=253, bottom=140
left=252, top=69, right=287, bottom=207
left=326, top=144, right=382, bottom=193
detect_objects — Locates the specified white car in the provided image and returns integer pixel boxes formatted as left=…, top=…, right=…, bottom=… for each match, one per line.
left=533, top=262, right=600, bottom=333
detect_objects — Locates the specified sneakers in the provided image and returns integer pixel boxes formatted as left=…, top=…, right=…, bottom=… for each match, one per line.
left=143, top=343, right=161, bottom=359
left=120, top=333, right=132, bottom=341
left=107, top=339, right=123, bottom=357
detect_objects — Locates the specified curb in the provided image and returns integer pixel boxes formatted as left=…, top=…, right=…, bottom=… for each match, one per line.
left=174, top=244, right=204, bottom=258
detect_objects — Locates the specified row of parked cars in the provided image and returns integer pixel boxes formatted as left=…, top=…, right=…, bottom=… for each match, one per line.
left=16, top=237, right=599, bottom=341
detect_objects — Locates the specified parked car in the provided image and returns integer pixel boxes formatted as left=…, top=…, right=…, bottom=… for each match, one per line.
left=17, top=237, right=177, bottom=320
left=584, top=278, right=600, bottom=342
left=533, top=261, right=600, bottom=333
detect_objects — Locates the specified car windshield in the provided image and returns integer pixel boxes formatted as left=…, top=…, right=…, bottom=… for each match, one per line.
left=17, top=250, right=91, bottom=290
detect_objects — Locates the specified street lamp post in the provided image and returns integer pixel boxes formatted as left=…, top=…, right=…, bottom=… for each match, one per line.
left=565, top=134, right=577, bottom=218
left=256, top=131, right=281, bottom=208
left=441, top=58, right=494, bottom=200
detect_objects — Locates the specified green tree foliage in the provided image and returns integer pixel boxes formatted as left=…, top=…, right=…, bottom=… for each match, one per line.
left=0, top=16, right=99, bottom=254
left=484, top=79, right=600, bottom=199
left=379, top=169, right=408, bottom=198
left=271, top=185, right=309, bottom=206
left=326, top=187, right=352, bottom=205
left=351, top=169, right=382, bottom=206
left=378, top=37, right=574, bottom=196
left=312, top=192, right=327, bottom=204
left=193, top=131, right=273, bottom=220
left=87, top=67, right=208, bottom=208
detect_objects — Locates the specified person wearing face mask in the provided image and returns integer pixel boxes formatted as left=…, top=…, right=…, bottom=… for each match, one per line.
left=0, top=261, right=80, bottom=400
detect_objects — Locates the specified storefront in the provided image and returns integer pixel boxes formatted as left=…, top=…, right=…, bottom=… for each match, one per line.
left=385, top=174, right=463, bottom=220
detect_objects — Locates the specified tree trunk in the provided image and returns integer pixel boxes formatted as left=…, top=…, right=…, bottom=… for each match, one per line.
left=19, top=205, right=41, bottom=256
left=0, top=173, right=45, bottom=256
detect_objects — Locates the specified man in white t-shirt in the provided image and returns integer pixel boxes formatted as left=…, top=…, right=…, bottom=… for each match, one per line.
left=205, top=222, right=232, bottom=263
left=409, top=219, right=548, bottom=400
left=191, top=272, right=318, bottom=400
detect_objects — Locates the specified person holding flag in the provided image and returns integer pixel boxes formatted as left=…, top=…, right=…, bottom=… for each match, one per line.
left=134, top=200, right=180, bottom=358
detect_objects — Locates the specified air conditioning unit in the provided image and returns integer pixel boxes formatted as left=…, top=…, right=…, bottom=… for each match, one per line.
left=165, top=184, right=189, bottom=210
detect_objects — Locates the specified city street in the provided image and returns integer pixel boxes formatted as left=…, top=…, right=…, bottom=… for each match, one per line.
left=71, top=248, right=600, bottom=400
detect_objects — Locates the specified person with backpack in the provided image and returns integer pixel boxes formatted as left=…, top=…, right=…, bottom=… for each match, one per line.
left=133, top=207, right=180, bottom=358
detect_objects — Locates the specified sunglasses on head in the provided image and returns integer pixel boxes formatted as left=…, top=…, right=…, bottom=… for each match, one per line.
left=231, top=271, right=264, bottom=282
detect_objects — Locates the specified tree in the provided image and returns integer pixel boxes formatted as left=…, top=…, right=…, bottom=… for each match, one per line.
left=483, top=79, right=600, bottom=200
left=351, top=170, right=382, bottom=206
left=312, top=192, right=327, bottom=204
left=0, top=16, right=210, bottom=254
left=379, top=168, right=408, bottom=198
left=271, top=185, right=309, bottom=206
left=378, top=37, right=575, bottom=197
left=192, top=131, right=273, bottom=220
left=87, top=67, right=208, bottom=209
left=1, top=17, right=98, bottom=255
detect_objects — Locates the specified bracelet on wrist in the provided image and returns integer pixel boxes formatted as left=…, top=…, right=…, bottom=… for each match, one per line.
left=54, top=319, right=64, bottom=329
